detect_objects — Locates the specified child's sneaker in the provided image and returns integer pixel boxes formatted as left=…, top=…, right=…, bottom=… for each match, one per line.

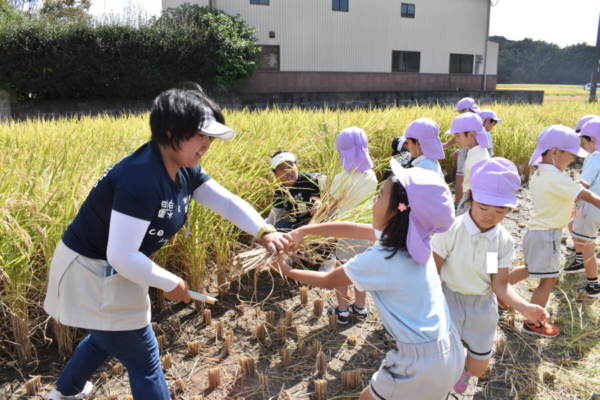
left=581, top=284, right=600, bottom=298
left=348, top=303, right=368, bottom=321
left=563, top=259, right=585, bottom=274
left=327, top=305, right=350, bottom=324
left=453, top=368, right=472, bottom=394
left=48, top=382, right=93, bottom=399
left=522, top=321, right=560, bottom=338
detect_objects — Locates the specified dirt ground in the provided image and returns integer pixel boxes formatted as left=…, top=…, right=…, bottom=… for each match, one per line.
left=2, top=166, right=598, bottom=400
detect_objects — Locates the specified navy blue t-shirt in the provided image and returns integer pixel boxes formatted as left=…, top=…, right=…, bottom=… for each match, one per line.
left=62, top=141, right=211, bottom=259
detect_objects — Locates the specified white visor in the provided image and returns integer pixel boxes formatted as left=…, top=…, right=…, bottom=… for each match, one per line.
left=271, top=152, right=296, bottom=169
left=397, top=137, right=407, bottom=152
left=199, top=116, right=235, bottom=141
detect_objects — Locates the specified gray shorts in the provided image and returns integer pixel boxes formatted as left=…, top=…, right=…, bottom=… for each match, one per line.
left=369, top=327, right=463, bottom=400
left=456, top=148, right=468, bottom=176
left=523, top=229, right=562, bottom=279
left=442, top=283, right=498, bottom=361
left=572, top=200, right=600, bottom=241
left=336, top=238, right=370, bottom=262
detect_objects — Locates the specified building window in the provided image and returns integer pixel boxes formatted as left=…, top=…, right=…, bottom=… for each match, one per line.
left=250, top=0, right=269, bottom=5
left=259, top=45, right=280, bottom=70
left=333, top=0, right=348, bottom=12
left=392, top=51, right=420, bottom=72
left=401, top=3, right=415, bottom=18
left=449, top=54, right=474, bottom=74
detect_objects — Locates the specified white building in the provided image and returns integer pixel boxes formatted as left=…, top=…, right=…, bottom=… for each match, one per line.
left=162, top=0, right=499, bottom=93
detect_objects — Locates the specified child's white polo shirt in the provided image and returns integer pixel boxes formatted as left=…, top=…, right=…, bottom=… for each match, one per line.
left=462, top=145, right=490, bottom=192
left=432, top=212, right=514, bottom=296
left=581, top=151, right=600, bottom=195
left=528, top=164, right=583, bottom=230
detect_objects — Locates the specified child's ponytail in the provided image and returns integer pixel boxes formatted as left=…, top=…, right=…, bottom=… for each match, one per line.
left=380, top=179, right=411, bottom=259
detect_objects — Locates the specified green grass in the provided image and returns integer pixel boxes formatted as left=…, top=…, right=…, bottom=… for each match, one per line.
left=498, top=83, right=589, bottom=98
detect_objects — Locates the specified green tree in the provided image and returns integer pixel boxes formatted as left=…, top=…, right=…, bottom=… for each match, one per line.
left=39, top=0, right=91, bottom=24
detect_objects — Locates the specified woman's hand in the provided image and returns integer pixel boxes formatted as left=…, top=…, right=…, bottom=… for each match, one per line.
left=260, top=232, right=292, bottom=255
left=164, top=279, right=192, bottom=303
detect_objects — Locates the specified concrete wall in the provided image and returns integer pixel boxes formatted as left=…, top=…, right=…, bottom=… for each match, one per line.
left=162, top=0, right=497, bottom=75
left=238, top=72, right=497, bottom=93
left=5, top=90, right=543, bottom=120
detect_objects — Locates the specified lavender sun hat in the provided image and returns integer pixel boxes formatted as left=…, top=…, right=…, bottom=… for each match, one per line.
left=470, top=158, right=520, bottom=208
left=454, top=97, right=480, bottom=114
left=579, top=117, right=600, bottom=149
left=528, top=125, right=588, bottom=166
left=335, top=127, right=374, bottom=172
left=479, top=109, right=502, bottom=124
left=448, top=113, right=489, bottom=149
left=390, top=158, right=455, bottom=266
left=404, top=118, right=445, bottom=160
left=575, top=114, right=600, bottom=132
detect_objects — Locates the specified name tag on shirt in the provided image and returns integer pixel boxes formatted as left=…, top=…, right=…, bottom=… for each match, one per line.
left=486, top=251, right=498, bottom=274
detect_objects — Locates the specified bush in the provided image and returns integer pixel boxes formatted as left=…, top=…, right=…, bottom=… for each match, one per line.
left=0, top=4, right=260, bottom=99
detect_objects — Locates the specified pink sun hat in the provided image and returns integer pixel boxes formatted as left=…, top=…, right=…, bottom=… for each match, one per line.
left=470, top=158, right=521, bottom=208
left=575, top=114, right=600, bottom=132
left=447, top=113, right=489, bottom=149
left=528, top=125, right=588, bottom=166
left=390, top=158, right=455, bottom=266
left=404, top=118, right=445, bottom=160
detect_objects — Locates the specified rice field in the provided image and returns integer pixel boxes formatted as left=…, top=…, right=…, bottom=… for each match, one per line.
left=1, top=97, right=600, bottom=398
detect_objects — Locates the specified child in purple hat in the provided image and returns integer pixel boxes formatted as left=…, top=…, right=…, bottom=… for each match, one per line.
left=564, top=117, right=600, bottom=298
left=404, top=117, right=446, bottom=180
left=447, top=113, right=490, bottom=215
left=509, top=125, right=600, bottom=337
left=479, top=109, right=502, bottom=157
left=443, top=97, right=481, bottom=207
left=327, top=127, right=378, bottom=324
left=432, top=158, right=549, bottom=394
left=271, top=161, right=463, bottom=400
left=574, top=114, right=600, bottom=133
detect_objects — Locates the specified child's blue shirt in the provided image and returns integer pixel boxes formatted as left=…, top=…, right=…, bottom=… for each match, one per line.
left=343, top=243, right=453, bottom=344
left=581, top=151, right=600, bottom=195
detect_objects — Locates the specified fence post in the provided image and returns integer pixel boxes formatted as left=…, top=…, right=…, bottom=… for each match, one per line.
left=0, top=90, right=16, bottom=122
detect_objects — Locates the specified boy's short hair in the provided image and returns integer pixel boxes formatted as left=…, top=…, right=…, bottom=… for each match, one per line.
left=150, top=82, right=225, bottom=150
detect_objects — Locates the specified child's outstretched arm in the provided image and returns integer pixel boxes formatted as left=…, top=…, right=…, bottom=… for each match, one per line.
left=491, top=269, right=549, bottom=325
left=576, top=188, right=600, bottom=209
left=288, top=222, right=376, bottom=248
left=271, top=255, right=353, bottom=289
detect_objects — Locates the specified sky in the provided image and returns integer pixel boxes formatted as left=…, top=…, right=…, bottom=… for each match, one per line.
left=89, top=0, right=600, bottom=48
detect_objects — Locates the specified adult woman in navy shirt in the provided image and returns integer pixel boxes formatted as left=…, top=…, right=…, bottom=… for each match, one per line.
left=44, top=83, right=290, bottom=400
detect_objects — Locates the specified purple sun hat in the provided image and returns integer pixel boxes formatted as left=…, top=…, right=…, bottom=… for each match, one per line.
left=448, top=113, right=489, bottom=149
left=470, top=158, right=521, bottom=208
left=579, top=117, right=600, bottom=147
left=335, top=127, right=374, bottom=172
left=390, top=158, right=455, bottom=266
left=529, top=125, right=588, bottom=166
left=404, top=118, right=445, bottom=160
left=454, top=97, right=480, bottom=114
left=575, top=114, right=600, bottom=132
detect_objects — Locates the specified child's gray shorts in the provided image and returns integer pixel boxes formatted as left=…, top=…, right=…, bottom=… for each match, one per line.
left=442, top=283, right=498, bottom=361
left=369, top=327, right=463, bottom=400
left=572, top=200, right=600, bottom=241
left=456, top=148, right=468, bottom=176
left=523, top=228, right=562, bottom=279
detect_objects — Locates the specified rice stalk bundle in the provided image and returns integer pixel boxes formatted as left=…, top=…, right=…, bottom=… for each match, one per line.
left=161, top=353, right=172, bottom=370
left=188, top=341, right=200, bottom=355
left=315, top=379, right=327, bottom=400
left=313, top=299, right=324, bottom=318
left=281, top=348, right=291, bottom=366
left=239, top=356, right=256, bottom=378
left=266, top=310, right=276, bottom=326
left=316, top=351, right=327, bottom=376
left=203, top=309, right=212, bottom=325
left=341, top=369, right=362, bottom=389
left=208, top=368, right=221, bottom=389
left=24, top=376, right=41, bottom=395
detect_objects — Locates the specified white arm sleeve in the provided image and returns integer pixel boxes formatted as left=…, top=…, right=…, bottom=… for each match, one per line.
left=193, top=179, right=265, bottom=238
left=107, top=210, right=181, bottom=292
left=265, top=207, right=284, bottom=225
